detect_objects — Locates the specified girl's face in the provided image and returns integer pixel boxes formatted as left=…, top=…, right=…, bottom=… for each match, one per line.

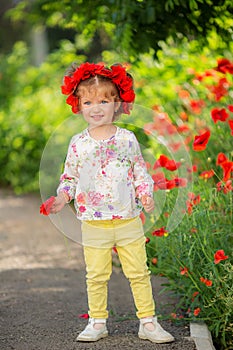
left=78, top=82, right=120, bottom=128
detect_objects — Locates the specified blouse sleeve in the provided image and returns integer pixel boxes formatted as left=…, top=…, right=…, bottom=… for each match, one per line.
left=56, top=137, right=79, bottom=201
left=131, top=133, right=154, bottom=199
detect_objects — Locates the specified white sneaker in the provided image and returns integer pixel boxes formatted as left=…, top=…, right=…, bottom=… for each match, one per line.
left=76, top=318, right=108, bottom=342
left=138, top=317, right=174, bottom=343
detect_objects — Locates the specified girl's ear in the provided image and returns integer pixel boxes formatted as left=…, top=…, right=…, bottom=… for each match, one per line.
left=114, top=101, right=121, bottom=112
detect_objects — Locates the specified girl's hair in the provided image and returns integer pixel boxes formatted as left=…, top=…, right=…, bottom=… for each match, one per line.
left=62, top=62, right=134, bottom=116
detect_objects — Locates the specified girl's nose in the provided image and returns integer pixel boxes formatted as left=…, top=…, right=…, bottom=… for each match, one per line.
left=92, top=103, right=101, bottom=112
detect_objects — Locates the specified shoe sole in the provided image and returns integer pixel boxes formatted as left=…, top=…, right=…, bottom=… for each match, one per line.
left=138, top=333, right=175, bottom=343
left=76, top=332, right=108, bottom=342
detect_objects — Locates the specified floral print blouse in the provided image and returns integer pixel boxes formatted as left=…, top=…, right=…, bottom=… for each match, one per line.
left=57, top=127, right=153, bottom=220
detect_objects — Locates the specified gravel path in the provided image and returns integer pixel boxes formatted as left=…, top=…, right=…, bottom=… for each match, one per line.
left=0, top=189, right=196, bottom=350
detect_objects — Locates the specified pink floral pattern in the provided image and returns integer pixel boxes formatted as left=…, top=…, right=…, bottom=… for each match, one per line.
left=57, top=127, right=153, bottom=220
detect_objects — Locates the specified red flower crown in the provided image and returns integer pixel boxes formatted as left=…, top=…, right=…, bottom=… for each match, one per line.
left=61, top=62, right=135, bottom=114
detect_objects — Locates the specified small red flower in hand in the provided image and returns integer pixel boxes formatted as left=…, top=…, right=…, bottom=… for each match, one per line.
left=40, top=196, right=56, bottom=215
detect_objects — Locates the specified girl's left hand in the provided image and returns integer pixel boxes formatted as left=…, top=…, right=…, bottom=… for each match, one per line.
left=141, top=195, right=155, bottom=213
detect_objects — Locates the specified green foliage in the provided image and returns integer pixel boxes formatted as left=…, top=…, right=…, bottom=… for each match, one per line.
left=139, top=55, right=233, bottom=349
left=0, top=40, right=85, bottom=193
left=7, top=0, right=233, bottom=59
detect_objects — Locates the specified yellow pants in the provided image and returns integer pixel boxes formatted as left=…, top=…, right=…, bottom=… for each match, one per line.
left=83, top=219, right=155, bottom=319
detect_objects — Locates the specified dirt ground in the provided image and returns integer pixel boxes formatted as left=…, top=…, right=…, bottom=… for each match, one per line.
left=0, top=189, right=196, bottom=350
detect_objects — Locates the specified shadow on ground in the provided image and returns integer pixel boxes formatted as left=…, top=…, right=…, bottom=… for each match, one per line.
left=0, top=189, right=196, bottom=349
left=0, top=268, right=196, bottom=350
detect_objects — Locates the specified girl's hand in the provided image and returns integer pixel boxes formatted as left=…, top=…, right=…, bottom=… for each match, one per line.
left=141, top=195, right=155, bottom=213
left=50, top=192, right=69, bottom=214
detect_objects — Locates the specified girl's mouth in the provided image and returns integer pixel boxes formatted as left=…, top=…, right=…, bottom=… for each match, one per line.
left=91, top=115, right=104, bottom=121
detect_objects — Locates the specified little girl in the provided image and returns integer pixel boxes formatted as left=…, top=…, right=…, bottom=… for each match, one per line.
left=49, top=62, right=174, bottom=343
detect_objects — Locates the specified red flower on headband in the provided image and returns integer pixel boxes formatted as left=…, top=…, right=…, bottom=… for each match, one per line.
left=66, top=94, right=79, bottom=113
left=61, top=62, right=135, bottom=114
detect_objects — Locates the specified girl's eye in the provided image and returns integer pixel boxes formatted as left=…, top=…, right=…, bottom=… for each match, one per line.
left=101, top=100, right=109, bottom=104
left=83, top=101, right=91, bottom=106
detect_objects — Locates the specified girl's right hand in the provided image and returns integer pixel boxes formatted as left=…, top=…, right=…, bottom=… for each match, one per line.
left=50, top=192, right=69, bottom=214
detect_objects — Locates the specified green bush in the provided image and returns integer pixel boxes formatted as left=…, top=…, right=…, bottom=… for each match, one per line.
left=0, top=40, right=84, bottom=193
left=142, top=57, right=233, bottom=349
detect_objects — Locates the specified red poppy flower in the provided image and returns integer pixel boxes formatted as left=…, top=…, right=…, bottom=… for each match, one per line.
left=145, top=237, right=150, bottom=244
left=152, top=227, right=167, bottom=237
left=211, top=108, right=229, bottom=123
left=153, top=155, right=181, bottom=171
left=200, top=277, right=212, bottom=287
left=193, top=291, right=199, bottom=298
left=187, top=165, right=198, bottom=173
left=173, top=177, right=188, bottom=187
left=209, top=77, right=229, bottom=101
left=216, top=152, right=228, bottom=166
left=186, top=201, right=193, bottom=215
left=193, top=308, right=201, bottom=317
left=139, top=212, right=146, bottom=225
left=180, top=266, right=189, bottom=276
left=221, top=161, right=233, bottom=181
left=188, top=192, right=201, bottom=205
left=152, top=172, right=167, bottom=191
left=151, top=257, right=158, bottom=265
left=214, top=250, right=229, bottom=264
left=228, top=105, right=233, bottom=113
left=193, top=130, right=210, bottom=151
left=177, top=124, right=190, bottom=133
left=190, top=99, right=205, bottom=114
left=78, top=313, right=89, bottom=319
left=186, top=193, right=201, bottom=215
left=199, top=169, right=215, bottom=179
left=40, top=196, right=55, bottom=216
left=217, top=180, right=232, bottom=194
left=216, top=58, right=233, bottom=74
left=228, top=120, right=233, bottom=135
left=165, top=179, right=176, bottom=190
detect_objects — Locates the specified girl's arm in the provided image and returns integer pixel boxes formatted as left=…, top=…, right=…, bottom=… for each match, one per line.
left=51, top=138, right=79, bottom=214
left=131, top=134, right=155, bottom=213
